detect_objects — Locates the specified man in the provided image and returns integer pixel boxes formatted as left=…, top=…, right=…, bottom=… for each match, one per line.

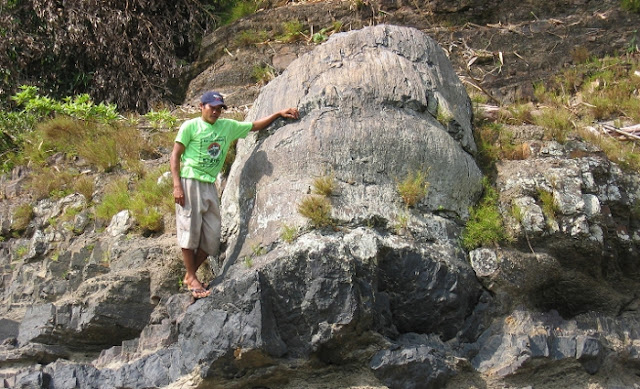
left=171, top=91, right=299, bottom=299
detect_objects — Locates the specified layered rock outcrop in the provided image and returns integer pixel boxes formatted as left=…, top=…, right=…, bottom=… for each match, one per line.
left=1, top=24, right=640, bottom=389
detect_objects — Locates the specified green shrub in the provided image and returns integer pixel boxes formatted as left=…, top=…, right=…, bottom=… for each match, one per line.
left=144, top=108, right=177, bottom=130
left=397, top=169, right=430, bottom=207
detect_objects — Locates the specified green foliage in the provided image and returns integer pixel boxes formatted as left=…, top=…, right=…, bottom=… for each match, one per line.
left=621, top=0, right=640, bottom=13
left=252, top=64, right=276, bottom=85
left=14, top=245, right=29, bottom=259
left=392, top=211, right=410, bottom=235
left=397, top=169, right=430, bottom=207
left=0, top=110, right=36, bottom=171
left=278, top=20, right=307, bottom=43
left=537, top=189, right=558, bottom=223
left=9, top=87, right=153, bottom=175
left=474, top=122, right=530, bottom=172
left=13, top=86, right=119, bottom=123
left=280, top=224, right=299, bottom=243
left=144, top=109, right=177, bottom=130
left=28, top=167, right=76, bottom=200
left=462, top=178, right=505, bottom=250
left=436, top=105, right=453, bottom=126
left=11, top=203, right=33, bottom=232
left=219, top=0, right=261, bottom=25
left=311, top=22, right=343, bottom=44
left=129, top=168, right=173, bottom=233
left=235, top=29, right=269, bottom=46
left=298, top=195, right=333, bottom=227
left=95, top=168, right=172, bottom=232
left=95, top=177, right=131, bottom=223
left=532, top=107, right=574, bottom=143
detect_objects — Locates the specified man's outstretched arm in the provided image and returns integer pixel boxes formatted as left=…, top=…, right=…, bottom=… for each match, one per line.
left=251, top=108, right=299, bottom=132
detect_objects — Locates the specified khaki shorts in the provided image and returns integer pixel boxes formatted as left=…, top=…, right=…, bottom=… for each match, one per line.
left=175, top=178, right=221, bottom=255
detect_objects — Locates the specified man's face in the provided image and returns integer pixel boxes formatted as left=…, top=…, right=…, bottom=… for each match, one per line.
left=201, top=103, right=223, bottom=124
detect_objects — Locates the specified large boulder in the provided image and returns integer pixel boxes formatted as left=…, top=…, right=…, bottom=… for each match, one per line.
left=221, top=24, right=483, bottom=260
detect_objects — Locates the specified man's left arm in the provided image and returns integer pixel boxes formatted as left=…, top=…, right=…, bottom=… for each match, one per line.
left=251, top=108, right=299, bottom=132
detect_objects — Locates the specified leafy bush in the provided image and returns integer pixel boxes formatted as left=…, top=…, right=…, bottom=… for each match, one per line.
left=144, top=109, right=177, bottom=130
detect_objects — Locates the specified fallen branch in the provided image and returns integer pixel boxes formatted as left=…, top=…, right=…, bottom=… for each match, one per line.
left=602, top=124, right=640, bottom=141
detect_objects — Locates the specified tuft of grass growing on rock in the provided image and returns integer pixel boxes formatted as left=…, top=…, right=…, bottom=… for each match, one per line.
left=95, top=177, right=131, bottom=223
left=397, top=169, right=430, bottom=207
left=73, top=175, right=95, bottom=202
left=252, top=64, right=277, bottom=85
left=235, top=29, right=269, bottom=46
left=129, top=168, right=173, bottom=233
left=537, top=189, right=558, bottom=224
left=278, top=20, right=307, bottom=43
left=462, top=177, right=505, bottom=250
left=11, top=203, right=34, bottom=233
left=280, top=224, right=299, bottom=243
left=298, top=195, right=333, bottom=227
left=436, top=105, right=453, bottom=126
left=311, top=172, right=336, bottom=197
left=532, top=107, right=574, bottom=143
left=29, top=167, right=77, bottom=200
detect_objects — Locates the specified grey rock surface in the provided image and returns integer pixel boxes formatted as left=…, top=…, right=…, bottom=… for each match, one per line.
left=1, top=21, right=640, bottom=389
left=221, top=24, right=483, bottom=262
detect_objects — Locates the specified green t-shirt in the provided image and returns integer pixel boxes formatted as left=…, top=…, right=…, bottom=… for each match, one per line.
left=175, top=117, right=253, bottom=183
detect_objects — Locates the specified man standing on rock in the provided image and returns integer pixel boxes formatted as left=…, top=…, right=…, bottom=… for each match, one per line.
left=171, top=91, right=299, bottom=299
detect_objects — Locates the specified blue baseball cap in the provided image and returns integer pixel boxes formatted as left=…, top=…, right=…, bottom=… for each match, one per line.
left=200, top=91, right=227, bottom=109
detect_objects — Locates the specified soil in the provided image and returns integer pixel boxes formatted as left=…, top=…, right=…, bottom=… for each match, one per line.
left=184, top=0, right=640, bottom=110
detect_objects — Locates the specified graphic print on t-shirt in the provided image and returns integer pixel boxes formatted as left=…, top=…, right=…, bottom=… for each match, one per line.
left=207, top=142, right=221, bottom=159
left=200, top=136, right=226, bottom=168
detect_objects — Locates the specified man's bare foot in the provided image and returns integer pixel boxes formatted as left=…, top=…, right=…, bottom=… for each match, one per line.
left=188, top=287, right=210, bottom=299
left=184, top=275, right=211, bottom=299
